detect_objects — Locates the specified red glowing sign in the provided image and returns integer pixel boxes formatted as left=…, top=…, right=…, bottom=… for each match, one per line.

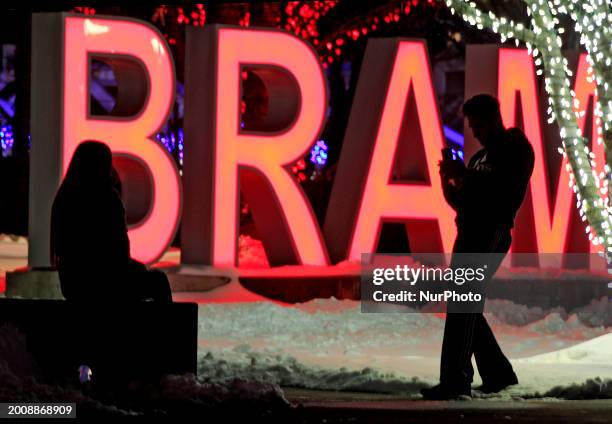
left=63, top=17, right=181, bottom=265
left=465, top=47, right=600, bottom=260
left=324, top=39, right=455, bottom=263
left=497, top=48, right=573, bottom=253
left=30, top=16, right=601, bottom=270
left=182, top=26, right=328, bottom=267
left=30, top=15, right=181, bottom=266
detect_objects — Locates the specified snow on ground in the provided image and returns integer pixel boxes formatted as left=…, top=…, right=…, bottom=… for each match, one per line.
left=1, top=236, right=612, bottom=399
left=517, top=332, right=612, bottom=365
left=0, top=235, right=27, bottom=291
left=196, top=291, right=612, bottom=398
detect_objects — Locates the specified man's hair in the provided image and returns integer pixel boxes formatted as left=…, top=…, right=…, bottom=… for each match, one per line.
left=462, top=94, right=503, bottom=123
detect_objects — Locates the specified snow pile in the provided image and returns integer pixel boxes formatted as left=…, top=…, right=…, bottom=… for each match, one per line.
left=0, top=325, right=134, bottom=416
left=0, top=324, right=292, bottom=417
left=0, top=236, right=27, bottom=284
left=516, top=333, right=612, bottom=365
left=2, top=295, right=612, bottom=403
left=160, top=373, right=288, bottom=405
left=574, top=297, right=612, bottom=327
left=198, top=348, right=427, bottom=395
left=115, top=373, right=292, bottom=418
left=0, top=324, right=36, bottom=378
left=196, top=296, right=612, bottom=397
left=538, top=377, right=612, bottom=399
left=483, top=300, right=565, bottom=327
left=238, top=235, right=269, bottom=268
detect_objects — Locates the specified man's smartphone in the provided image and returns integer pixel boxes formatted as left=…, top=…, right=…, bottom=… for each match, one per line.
left=441, top=147, right=454, bottom=162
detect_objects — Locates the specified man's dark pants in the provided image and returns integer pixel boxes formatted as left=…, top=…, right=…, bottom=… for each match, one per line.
left=439, top=225, right=516, bottom=389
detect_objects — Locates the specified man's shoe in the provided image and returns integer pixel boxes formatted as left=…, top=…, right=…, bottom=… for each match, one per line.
left=420, top=384, right=471, bottom=400
left=474, top=374, right=518, bottom=394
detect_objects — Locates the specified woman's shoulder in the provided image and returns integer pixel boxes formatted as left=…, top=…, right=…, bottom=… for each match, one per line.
left=104, top=187, right=126, bottom=211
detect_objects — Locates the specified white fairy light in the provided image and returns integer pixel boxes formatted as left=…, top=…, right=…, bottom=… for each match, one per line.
left=446, top=0, right=612, bottom=257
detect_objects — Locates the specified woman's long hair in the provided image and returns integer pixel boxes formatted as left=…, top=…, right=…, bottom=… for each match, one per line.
left=50, top=141, right=115, bottom=265
left=59, top=141, right=113, bottom=194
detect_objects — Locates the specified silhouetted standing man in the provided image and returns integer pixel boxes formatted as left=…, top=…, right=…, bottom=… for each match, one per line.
left=421, top=94, right=535, bottom=400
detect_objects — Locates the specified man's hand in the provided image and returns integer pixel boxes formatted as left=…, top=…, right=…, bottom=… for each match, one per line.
left=438, top=160, right=464, bottom=210
left=438, top=160, right=449, bottom=181
left=439, top=159, right=466, bottom=179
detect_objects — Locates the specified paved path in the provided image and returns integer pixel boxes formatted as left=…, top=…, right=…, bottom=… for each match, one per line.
left=284, top=388, right=612, bottom=423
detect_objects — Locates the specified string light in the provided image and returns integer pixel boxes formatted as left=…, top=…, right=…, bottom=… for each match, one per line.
left=562, top=0, right=612, bottom=219
left=317, top=0, right=438, bottom=66
left=310, top=139, right=329, bottom=166
left=0, top=125, right=14, bottom=157
left=445, top=0, right=612, bottom=257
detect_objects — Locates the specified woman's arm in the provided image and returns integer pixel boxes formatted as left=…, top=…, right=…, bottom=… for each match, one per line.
left=106, top=190, right=131, bottom=263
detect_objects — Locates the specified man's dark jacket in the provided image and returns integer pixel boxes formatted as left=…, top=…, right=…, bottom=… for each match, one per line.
left=443, top=128, right=535, bottom=231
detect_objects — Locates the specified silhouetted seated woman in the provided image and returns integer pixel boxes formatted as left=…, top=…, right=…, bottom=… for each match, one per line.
left=50, top=141, right=172, bottom=303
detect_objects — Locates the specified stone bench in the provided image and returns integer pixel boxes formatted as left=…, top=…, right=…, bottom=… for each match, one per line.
left=0, top=298, right=198, bottom=384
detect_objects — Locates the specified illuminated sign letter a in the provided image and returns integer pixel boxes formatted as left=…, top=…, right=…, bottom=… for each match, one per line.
left=325, top=39, right=455, bottom=263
